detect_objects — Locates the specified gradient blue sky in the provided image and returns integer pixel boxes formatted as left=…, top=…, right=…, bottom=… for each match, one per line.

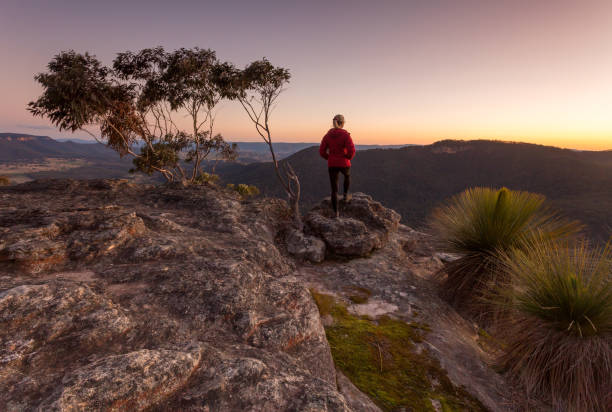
left=1, top=0, right=611, bottom=149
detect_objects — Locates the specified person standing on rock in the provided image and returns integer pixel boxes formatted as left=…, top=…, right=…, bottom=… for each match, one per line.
left=319, top=114, right=356, bottom=218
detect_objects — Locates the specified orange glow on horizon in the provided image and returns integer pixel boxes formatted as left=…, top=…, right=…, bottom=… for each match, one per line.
left=224, top=128, right=612, bottom=151
left=1, top=1, right=611, bottom=152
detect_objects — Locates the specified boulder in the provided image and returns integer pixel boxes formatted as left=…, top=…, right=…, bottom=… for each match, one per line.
left=0, top=283, right=132, bottom=357
left=162, top=343, right=352, bottom=411
left=286, top=229, right=326, bottom=263
left=44, top=348, right=202, bottom=411
left=305, top=193, right=401, bottom=257
left=0, top=282, right=135, bottom=409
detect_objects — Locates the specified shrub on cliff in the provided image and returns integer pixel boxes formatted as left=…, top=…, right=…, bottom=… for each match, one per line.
left=227, top=183, right=260, bottom=198
left=430, top=187, right=580, bottom=313
left=193, top=172, right=220, bottom=185
left=0, top=176, right=9, bottom=186
left=497, top=241, right=612, bottom=411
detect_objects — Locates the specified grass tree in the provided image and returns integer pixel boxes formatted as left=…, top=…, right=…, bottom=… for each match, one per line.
left=28, top=48, right=236, bottom=183
left=430, top=187, right=580, bottom=313
left=217, top=59, right=301, bottom=228
left=498, top=241, right=612, bottom=411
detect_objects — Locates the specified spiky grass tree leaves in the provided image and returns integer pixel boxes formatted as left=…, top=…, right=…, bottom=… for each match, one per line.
left=430, top=187, right=580, bottom=313
left=498, top=241, right=612, bottom=411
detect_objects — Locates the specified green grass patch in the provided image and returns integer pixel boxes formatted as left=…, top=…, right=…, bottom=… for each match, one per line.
left=311, top=290, right=488, bottom=412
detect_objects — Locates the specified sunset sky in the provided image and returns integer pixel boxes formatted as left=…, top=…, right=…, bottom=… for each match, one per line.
left=1, top=0, right=611, bottom=150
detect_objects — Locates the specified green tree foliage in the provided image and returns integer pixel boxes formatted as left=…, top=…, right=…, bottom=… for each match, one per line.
left=497, top=241, right=612, bottom=411
left=28, top=48, right=237, bottom=182
left=430, top=187, right=580, bottom=313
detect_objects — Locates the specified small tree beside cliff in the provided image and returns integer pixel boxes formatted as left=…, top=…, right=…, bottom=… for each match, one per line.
left=217, top=59, right=302, bottom=227
left=28, top=48, right=236, bottom=183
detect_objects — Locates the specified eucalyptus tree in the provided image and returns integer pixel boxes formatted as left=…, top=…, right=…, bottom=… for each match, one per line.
left=28, top=47, right=236, bottom=183
left=217, top=59, right=301, bottom=227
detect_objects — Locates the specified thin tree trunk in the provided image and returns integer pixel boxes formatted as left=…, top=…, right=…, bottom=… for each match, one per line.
left=191, top=101, right=200, bottom=182
left=284, top=161, right=302, bottom=229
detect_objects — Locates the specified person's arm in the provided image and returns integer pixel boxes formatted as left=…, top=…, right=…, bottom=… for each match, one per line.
left=345, top=133, right=356, bottom=159
left=319, top=134, right=329, bottom=159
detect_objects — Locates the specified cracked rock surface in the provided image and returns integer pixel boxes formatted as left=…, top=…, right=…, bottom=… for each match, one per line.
left=1, top=179, right=523, bottom=411
left=0, top=179, right=348, bottom=411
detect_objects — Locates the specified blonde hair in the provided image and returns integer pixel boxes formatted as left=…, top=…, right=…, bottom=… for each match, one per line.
left=332, top=114, right=345, bottom=128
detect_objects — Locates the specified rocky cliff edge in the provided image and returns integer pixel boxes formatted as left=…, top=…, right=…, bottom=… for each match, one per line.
left=0, top=180, right=513, bottom=411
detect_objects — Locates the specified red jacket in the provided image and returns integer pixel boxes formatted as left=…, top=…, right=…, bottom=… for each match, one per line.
left=319, top=128, right=355, bottom=168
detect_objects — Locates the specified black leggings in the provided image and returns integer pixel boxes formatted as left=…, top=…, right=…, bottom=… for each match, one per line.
left=328, top=167, right=351, bottom=213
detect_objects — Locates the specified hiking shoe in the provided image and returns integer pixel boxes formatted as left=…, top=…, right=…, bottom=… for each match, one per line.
left=343, top=193, right=352, bottom=203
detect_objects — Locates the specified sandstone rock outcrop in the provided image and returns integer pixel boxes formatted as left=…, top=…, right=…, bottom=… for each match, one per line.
left=285, top=228, right=326, bottom=263
left=305, top=192, right=401, bottom=258
left=46, top=347, right=202, bottom=411
left=1, top=179, right=518, bottom=411
left=0, top=179, right=349, bottom=411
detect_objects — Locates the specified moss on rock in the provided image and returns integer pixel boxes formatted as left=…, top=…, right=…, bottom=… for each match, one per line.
left=311, top=291, right=488, bottom=412
left=346, top=285, right=373, bottom=304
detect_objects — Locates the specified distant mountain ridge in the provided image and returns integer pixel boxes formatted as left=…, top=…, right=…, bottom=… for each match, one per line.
left=232, top=141, right=411, bottom=152
left=0, top=133, right=117, bottom=162
left=0, top=133, right=54, bottom=142
left=231, top=141, right=413, bottom=162
left=0, top=133, right=414, bottom=163
left=217, top=139, right=612, bottom=243
left=53, top=137, right=99, bottom=144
